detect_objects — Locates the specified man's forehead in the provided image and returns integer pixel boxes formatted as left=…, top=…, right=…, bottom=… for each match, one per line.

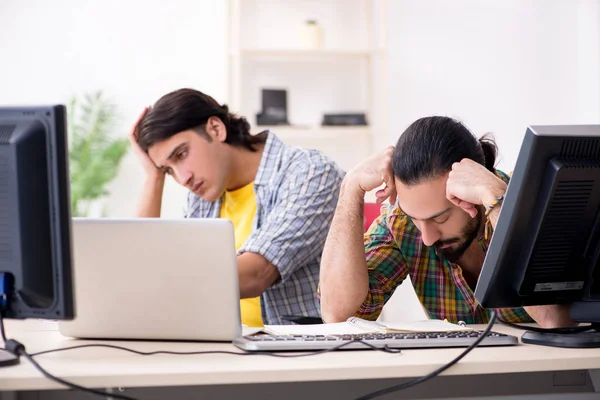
left=395, top=177, right=451, bottom=220
left=148, top=139, right=184, bottom=167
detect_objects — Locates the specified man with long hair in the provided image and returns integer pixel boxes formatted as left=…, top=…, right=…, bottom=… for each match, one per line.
left=320, top=116, right=573, bottom=328
left=130, top=88, right=344, bottom=326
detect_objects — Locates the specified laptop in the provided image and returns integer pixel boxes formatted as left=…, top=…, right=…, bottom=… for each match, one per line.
left=58, top=218, right=242, bottom=341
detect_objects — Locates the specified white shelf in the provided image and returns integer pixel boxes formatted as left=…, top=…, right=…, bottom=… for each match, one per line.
left=254, top=126, right=372, bottom=171
left=254, top=125, right=370, bottom=140
left=229, top=0, right=387, bottom=171
left=236, top=48, right=382, bottom=58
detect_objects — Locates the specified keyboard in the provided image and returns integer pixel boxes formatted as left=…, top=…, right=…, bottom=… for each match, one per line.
left=233, top=330, right=519, bottom=352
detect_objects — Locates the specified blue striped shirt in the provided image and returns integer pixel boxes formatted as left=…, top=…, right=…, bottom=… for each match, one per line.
left=184, top=131, right=345, bottom=324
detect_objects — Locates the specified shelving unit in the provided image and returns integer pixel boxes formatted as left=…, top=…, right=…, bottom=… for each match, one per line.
left=227, top=0, right=387, bottom=172
left=238, top=48, right=380, bottom=58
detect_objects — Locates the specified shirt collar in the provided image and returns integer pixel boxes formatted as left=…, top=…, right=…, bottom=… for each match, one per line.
left=254, top=130, right=285, bottom=187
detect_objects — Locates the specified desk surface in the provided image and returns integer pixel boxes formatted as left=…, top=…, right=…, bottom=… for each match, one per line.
left=1, top=320, right=600, bottom=391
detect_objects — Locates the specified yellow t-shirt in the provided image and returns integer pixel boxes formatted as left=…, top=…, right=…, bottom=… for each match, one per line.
left=219, top=182, right=263, bottom=327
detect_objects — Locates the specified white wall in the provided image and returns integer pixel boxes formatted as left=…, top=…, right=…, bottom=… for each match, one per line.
left=0, top=0, right=228, bottom=218
left=385, top=0, right=600, bottom=171
left=1, top=0, right=597, bottom=215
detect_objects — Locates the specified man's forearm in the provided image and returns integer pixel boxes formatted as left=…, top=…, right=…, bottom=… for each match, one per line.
left=238, top=252, right=280, bottom=299
left=320, top=178, right=370, bottom=323
left=135, top=176, right=165, bottom=218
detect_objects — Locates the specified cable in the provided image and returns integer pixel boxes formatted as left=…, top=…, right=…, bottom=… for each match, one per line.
left=5, top=339, right=399, bottom=400
left=0, top=312, right=6, bottom=342
left=2, top=310, right=399, bottom=400
left=30, top=339, right=401, bottom=358
left=19, top=350, right=137, bottom=400
left=0, top=318, right=137, bottom=400
left=498, top=318, right=596, bottom=334
left=353, top=311, right=498, bottom=400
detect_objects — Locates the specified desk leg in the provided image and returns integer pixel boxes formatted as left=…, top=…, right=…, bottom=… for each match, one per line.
left=588, top=369, right=600, bottom=392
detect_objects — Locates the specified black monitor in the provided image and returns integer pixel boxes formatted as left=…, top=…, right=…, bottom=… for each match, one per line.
left=475, top=124, right=600, bottom=348
left=0, top=105, right=75, bottom=365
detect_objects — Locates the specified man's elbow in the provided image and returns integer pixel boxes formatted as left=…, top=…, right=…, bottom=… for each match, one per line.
left=241, top=276, right=270, bottom=298
left=320, top=297, right=357, bottom=323
left=238, top=254, right=281, bottom=298
left=524, top=304, right=578, bottom=329
left=321, top=309, right=352, bottom=324
left=240, top=268, right=280, bottom=298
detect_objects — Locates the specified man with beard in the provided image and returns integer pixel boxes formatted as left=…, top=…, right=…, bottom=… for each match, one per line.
left=319, top=116, right=574, bottom=328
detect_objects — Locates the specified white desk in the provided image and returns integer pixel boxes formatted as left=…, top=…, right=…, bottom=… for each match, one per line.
left=1, top=320, right=600, bottom=400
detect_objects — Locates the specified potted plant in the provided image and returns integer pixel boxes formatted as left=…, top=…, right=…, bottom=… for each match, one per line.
left=67, top=91, right=128, bottom=217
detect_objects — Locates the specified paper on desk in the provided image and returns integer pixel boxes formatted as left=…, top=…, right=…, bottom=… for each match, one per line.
left=379, top=319, right=472, bottom=333
left=263, top=322, right=366, bottom=336
left=262, top=319, right=471, bottom=336
left=242, top=326, right=265, bottom=336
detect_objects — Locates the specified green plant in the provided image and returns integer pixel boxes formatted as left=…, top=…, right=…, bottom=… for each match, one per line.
left=68, top=91, right=129, bottom=217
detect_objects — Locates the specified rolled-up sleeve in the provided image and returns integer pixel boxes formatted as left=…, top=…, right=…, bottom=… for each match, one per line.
left=239, top=161, right=342, bottom=284
left=355, top=208, right=408, bottom=320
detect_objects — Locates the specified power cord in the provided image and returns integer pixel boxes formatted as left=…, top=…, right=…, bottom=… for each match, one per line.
left=1, top=310, right=400, bottom=400
left=5, top=339, right=136, bottom=400
left=1, top=320, right=137, bottom=400
left=2, top=312, right=498, bottom=400
left=353, top=311, right=498, bottom=400
left=29, top=339, right=401, bottom=358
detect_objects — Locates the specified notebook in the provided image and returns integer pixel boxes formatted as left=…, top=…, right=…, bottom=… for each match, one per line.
left=261, top=317, right=470, bottom=337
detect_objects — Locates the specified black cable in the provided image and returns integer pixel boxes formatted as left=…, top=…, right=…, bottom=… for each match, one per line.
left=7, top=322, right=399, bottom=400
left=30, top=339, right=401, bottom=358
left=4, top=339, right=398, bottom=400
left=498, top=318, right=596, bottom=334
left=0, top=314, right=6, bottom=342
left=353, top=311, right=498, bottom=400
left=18, top=350, right=138, bottom=400
left=0, top=315, right=137, bottom=400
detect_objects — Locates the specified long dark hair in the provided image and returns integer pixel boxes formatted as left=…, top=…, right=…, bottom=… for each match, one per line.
left=137, top=88, right=265, bottom=152
left=392, top=116, right=497, bottom=185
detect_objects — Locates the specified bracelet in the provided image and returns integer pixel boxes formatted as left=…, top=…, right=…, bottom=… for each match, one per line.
left=485, top=194, right=505, bottom=216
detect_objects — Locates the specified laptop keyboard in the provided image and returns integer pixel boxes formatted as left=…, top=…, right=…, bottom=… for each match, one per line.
left=233, top=330, right=519, bottom=351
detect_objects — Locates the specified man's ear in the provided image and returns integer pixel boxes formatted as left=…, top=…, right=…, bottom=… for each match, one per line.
left=206, top=116, right=227, bottom=142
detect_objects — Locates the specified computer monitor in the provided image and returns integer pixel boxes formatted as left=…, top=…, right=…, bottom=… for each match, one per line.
left=475, top=124, right=600, bottom=348
left=0, top=105, right=75, bottom=365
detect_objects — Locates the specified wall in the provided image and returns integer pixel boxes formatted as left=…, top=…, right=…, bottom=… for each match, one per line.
left=0, top=0, right=228, bottom=217
left=385, top=0, right=600, bottom=171
left=4, top=0, right=593, bottom=217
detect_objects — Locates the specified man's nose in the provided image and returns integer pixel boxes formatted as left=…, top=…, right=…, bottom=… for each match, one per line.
left=174, top=168, right=192, bottom=187
left=420, top=222, right=441, bottom=247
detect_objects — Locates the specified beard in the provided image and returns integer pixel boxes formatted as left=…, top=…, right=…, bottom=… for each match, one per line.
left=433, top=209, right=483, bottom=263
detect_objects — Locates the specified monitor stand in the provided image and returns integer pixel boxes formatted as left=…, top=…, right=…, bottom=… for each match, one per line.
left=521, top=302, right=600, bottom=348
left=0, top=349, right=19, bottom=366
left=521, top=327, right=600, bottom=348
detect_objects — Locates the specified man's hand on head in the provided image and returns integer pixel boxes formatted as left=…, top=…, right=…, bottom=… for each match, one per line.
left=446, top=159, right=507, bottom=218
left=129, top=106, right=165, bottom=181
left=345, top=146, right=397, bottom=205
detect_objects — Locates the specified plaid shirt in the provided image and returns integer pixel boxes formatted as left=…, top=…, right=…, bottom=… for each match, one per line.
left=359, top=171, right=533, bottom=324
left=184, top=131, right=345, bottom=325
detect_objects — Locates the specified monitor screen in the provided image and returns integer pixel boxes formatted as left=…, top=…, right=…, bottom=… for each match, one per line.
left=0, top=105, right=74, bottom=320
